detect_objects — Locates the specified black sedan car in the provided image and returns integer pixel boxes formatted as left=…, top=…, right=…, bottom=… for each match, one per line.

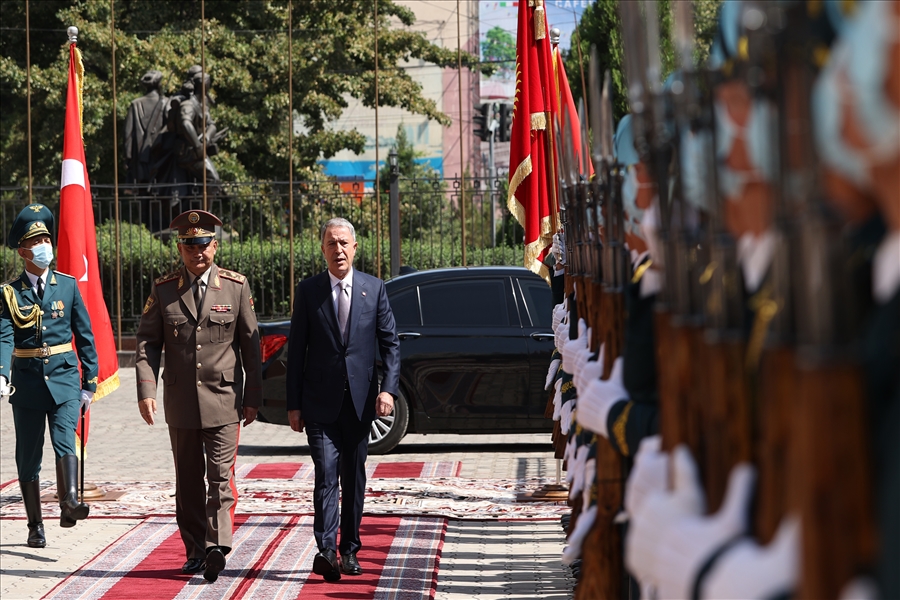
left=256, top=266, right=556, bottom=453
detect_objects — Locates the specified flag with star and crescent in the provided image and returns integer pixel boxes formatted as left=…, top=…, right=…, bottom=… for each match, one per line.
left=56, top=39, right=120, bottom=448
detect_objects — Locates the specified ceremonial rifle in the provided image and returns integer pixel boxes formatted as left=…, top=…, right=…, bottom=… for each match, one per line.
left=570, top=52, right=628, bottom=600
left=771, top=5, right=876, bottom=596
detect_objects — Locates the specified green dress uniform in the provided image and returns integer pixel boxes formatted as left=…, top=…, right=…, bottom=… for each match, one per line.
left=0, top=204, right=98, bottom=548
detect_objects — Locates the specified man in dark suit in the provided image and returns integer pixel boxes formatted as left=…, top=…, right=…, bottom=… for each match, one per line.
left=0, top=204, right=98, bottom=548
left=135, top=210, right=263, bottom=583
left=286, top=217, right=401, bottom=582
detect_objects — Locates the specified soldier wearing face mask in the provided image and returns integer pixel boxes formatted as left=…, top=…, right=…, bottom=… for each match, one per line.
left=0, top=204, right=99, bottom=549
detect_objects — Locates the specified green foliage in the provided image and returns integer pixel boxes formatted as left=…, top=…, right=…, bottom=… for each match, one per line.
left=92, top=220, right=521, bottom=333
left=0, top=0, right=488, bottom=187
left=481, top=26, right=516, bottom=64
left=564, top=0, right=722, bottom=123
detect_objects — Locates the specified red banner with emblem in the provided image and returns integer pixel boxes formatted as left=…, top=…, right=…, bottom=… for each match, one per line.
left=56, top=42, right=120, bottom=448
left=506, top=0, right=559, bottom=282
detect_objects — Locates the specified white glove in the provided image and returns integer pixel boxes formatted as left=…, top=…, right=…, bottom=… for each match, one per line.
left=555, top=317, right=570, bottom=356
left=625, top=445, right=706, bottom=594
left=573, top=343, right=605, bottom=398
left=838, top=576, right=880, bottom=600
left=571, top=346, right=596, bottom=391
left=552, top=378, right=563, bottom=421
left=552, top=232, right=566, bottom=265
left=562, top=504, right=597, bottom=565
left=576, top=356, right=628, bottom=438
left=561, top=319, right=589, bottom=372
left=570, top=444, right=590, bottom=498
left=624, top=435, right=667, bottom=520
left=582, top=457, right=596, bottom=509
left=545, top=355, right=561, bottom=391
left=654, top=462, right=757, bottom=600
left=0, top=375, right=12, bottom=399
left=79, top=390, right=94, bottom=414
left=701, top=516, right=800, bottom=600
left=552, top=299, right=567, bottom=331
left=560, top=398, right=575, bottom=434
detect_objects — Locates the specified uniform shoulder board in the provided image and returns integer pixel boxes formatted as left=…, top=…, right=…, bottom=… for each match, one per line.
left=54, top=270, right=76, bottom=280
left=154, top=270, right=181, bottom=285
left=218, top=269, right=247, bottom=284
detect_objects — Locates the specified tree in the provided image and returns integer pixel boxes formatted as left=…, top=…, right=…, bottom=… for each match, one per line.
left=481, top=26, right=516, bottom=64
left=563, top=0, right=722, bottom=123
left=0, top=0, right=489, bottom=186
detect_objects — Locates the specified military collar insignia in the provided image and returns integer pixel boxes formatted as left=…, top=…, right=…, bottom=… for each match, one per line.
left=178, top=275, right=184, bottom=289
left=50, top=274, right=57, bottom=285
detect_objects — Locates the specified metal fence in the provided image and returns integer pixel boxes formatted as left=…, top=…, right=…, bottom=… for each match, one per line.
left=1, top=176, right=524, bottom=336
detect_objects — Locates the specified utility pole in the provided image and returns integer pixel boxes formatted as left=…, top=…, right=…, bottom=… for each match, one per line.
left=488, top=102, right=498, bottom=247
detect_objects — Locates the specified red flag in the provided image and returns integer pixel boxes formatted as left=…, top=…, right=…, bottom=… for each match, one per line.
left=57, top=42, right=120, bottom=448
left=552, top=45, right=593, bottom=177
left=507, top=0, right=559, bottom=282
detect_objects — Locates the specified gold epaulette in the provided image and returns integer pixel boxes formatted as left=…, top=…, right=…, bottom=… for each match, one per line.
left=218, top=269, right=246, bottom=284
left=154, top=271, right=181, bottom=286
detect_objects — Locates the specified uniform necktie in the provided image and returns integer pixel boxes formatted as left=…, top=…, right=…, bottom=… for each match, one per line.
left=36, top=277, right=44, bottom=300
left=194, top=278, right=204, bottom=312
left=338, top=280, right=350, bottom=343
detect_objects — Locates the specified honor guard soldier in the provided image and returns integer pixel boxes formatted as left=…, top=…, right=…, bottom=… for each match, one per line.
left=134, top=209, right=262, bottom=583
left=0, top=204, right=98, bottom=549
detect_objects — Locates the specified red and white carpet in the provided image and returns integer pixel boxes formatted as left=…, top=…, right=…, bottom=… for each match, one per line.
left=42, top=514, right=446, bottom=599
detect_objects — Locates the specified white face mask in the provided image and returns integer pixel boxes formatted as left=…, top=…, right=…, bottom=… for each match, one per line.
left=27, top=242, right=53, bottom=270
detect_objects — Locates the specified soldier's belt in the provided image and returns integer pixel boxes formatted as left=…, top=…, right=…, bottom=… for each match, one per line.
left=13, top=343, right=74, bottom=359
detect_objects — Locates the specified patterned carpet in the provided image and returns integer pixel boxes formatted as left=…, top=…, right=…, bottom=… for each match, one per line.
left=1, top=461, right=568, bottom=520
left=42, top=514, right=447, bottom=599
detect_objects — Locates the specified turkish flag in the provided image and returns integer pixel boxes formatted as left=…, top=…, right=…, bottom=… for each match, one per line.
left=507, top=0, right=559, bottom=282
left=57, top=42, right=120, bottom=448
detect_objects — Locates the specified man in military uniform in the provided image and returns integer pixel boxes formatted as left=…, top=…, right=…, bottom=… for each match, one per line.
left=134, top=209, right=262, bottom=583
left=0, top=204, right=98, bottom=549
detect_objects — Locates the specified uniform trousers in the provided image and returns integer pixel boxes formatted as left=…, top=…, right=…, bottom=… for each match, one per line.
left=12, top=399, right=79, bottom=482
left=306, top=388, right=370, bottom=555
left=168, top=422, right=240, bottom=559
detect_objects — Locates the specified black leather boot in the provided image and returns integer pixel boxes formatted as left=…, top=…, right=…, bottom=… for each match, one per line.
left=20, top=479, right=46, bottom=548
left=56, top=455, right=89, bottom=528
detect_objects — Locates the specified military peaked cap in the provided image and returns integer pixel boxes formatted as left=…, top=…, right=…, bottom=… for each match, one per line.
left=7, top=203, right=55, bottom=249
left=170, top=210, right=222, bottom=245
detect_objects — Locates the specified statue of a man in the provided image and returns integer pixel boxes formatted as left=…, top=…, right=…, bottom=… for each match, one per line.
left=174, top=71, right=223, bottom=185
left=124, top=70, right=167, bottom=184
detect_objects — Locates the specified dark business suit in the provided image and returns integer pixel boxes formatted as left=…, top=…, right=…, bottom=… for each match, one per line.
left=286, top=269, right=400, bottom=555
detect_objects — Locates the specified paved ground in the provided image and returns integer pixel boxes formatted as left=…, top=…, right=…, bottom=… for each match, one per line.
left=0, top=368, right=574, bottom=599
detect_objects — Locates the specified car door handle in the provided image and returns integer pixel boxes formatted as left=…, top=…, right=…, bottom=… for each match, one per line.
left=398, top=332, right=422, bottom=340
left=530, top=332, right=555, bottom=341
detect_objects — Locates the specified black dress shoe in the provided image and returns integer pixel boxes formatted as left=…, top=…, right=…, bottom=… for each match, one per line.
left=340, top=552, right=362, bottom=575
left=181, top=558, right=206, bottom=574
left=312, top=548, right=341, bottom=582
left=204, top=547, right=226, bottom=582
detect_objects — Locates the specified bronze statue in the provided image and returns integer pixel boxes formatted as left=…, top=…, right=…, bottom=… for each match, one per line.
left=173, top=70, right=224, bottom=186
left=142, top=66, right=227, bottom=231
left=124, top=70, right=167, bottom=185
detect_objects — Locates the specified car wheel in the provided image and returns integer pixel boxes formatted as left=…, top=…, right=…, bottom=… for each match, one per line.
left=368, top=388, right=409, bottom=455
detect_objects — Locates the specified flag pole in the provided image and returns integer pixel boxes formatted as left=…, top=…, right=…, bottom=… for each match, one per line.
left=457, top=0, right=467, bottom=266
left=288, top=0, right=295, bottom=309
left=374, top=0, right=382, bottom=279
left=201, top=0, right=207, bottom=211
left=25, top=0, right=33, bottom=204
left=111, top=0, right=123, bottom=351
